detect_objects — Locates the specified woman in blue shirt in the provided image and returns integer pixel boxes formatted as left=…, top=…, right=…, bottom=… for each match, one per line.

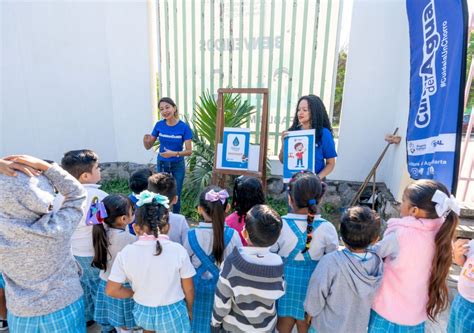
left=278, top=95, right=337, bottom=178
left=143, top=97, right=193, bottom=213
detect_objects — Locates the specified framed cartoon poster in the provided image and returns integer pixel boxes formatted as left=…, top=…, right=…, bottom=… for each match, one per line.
left=283, top=129, right=316, bottom=182
left=221, top=127, right=250, bottom=170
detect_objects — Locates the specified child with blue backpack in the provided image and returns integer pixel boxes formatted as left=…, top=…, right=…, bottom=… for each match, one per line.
left=184, top=186, right=242, bottom=333
left=273, top=171, right=338, bottom=333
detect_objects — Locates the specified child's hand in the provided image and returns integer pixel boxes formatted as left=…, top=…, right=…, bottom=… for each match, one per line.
left=453, top=239, right=470, bottom=266
left=0, top=158, right=41, bottom=177
left=305, top=312, right=312, bottom=325
left=3, top=155, right=51, bottom=172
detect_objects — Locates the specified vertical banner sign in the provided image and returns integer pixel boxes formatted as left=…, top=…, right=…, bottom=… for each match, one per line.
left=406, top=0, right=467, bottom=192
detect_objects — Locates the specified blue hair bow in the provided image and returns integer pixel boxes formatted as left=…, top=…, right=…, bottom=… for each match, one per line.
left=136, top=190, right=170, bottom=208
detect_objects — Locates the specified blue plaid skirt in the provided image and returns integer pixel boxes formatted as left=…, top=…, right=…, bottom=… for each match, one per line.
left=192, top=277, right=216, bottom=333
left=368, top=310, right=425, bottom=333
left=133, top=299, right=191, bottom=332
left=277, top=259, right=318, bottom=320
left=94, top=279, right=135, bottom=331
left=7, top=297, right=85, bottom=333
left=448, top=293, right=474, bottom=333
left=0, top=273, right=4, bottom=289
left=75, top=255, right=100, bottom=322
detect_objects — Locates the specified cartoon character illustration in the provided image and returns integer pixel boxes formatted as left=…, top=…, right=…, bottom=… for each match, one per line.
left=462, top=262, right=474, bottom=281
left=294, top=142, right=306, bottom=168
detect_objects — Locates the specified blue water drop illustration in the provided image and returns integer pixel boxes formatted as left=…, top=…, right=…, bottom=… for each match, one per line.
left=233, top=137, right=240, bottom=146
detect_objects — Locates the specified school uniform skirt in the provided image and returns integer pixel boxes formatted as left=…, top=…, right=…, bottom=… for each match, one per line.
left=448, top=293, right=474, bottom=333
left=368, top=310, right=425, bottom=333
left=133, top=299, right=191, bottom=332
left=192, top=277, right=217, bottom=333
left=75, top=255, right=100, bottom=322
left=94, top=279, right=135, bottom=330
left=277, top=260, right=318, bottom=320
left=7, top=297, right=85, bottom=333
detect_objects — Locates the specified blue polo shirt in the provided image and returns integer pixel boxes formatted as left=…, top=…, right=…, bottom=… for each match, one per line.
left=151, top=119, right=193, bottom=162
left=315, top=128, right=337, bottom=173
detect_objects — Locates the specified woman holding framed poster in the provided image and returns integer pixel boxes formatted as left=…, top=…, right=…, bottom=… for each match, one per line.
left=143, top=97, right=193, bottom=213
left=279, top=95, right=337, bottom=178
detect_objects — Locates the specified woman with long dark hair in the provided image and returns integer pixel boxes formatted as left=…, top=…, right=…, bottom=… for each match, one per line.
left=279, top=95, right=337, bottom=178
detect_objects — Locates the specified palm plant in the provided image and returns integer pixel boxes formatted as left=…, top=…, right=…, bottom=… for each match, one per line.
left=182, top=91, right=256, bottom=214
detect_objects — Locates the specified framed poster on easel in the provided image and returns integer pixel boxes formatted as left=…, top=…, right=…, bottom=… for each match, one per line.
left=212, top=88, right=269, bottom=190
left=283, top=129, right=316, bottom=183
left=221, top=128, right=250, bottom=170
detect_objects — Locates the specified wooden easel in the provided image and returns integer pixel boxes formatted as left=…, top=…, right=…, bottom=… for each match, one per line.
left=212, top=88, right=269, bottom=191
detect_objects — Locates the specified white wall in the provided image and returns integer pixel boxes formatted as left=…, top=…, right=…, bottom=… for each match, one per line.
left=330, top=0, right=411, bottom=200
left=0, top=1, right=157, bottom=164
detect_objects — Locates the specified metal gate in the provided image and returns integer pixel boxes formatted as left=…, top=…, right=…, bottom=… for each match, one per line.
left=156, top=0, right=343, bottom=155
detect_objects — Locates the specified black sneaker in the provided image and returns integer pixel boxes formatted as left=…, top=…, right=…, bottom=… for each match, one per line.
left=0, top=320, right=8, bottom=331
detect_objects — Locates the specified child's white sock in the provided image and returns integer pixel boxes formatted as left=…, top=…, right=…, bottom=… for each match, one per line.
left=118, top=328, right=131, bottom=333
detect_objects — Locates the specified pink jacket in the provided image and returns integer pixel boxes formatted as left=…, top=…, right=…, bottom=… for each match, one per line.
left=372, top=216, right=444, bottom=325
left=225, top=211, right=248, bottom=246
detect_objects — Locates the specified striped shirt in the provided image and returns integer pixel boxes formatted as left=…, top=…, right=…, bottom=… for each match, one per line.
left=211, top=247, right=285, bottom=333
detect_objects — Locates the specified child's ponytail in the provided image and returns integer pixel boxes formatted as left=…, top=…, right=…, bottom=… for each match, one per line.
left=303, top=199, right=318, bottom=253
left=200, top=186, right=229, bottom=264
left=92, top=223, right=108, bottom=270
left=427, top=210, right=458, bottom=319
left=211, top=201, right=226, bottom=264
left=143, top=203, right=169, bottom=256
left=91, top=194, right=132, bottom=271
left=135, top=191, right=170, bottom=256
left=288, top=171, right=325, bottom=253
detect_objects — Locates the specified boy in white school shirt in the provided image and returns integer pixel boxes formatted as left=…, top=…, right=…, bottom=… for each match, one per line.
left=60, top=149, right=108, bottom=327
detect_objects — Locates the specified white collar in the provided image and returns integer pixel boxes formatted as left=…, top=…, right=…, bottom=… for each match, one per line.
left=198, top=222, right=213, bottom=228
left=285, top=213, right=321, bottom=220
left=83, top=183, right=101, bottom=189
left=239, top=246, right=271, bottom=256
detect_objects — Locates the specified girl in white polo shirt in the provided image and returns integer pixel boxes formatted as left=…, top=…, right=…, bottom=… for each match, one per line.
left=105, top=191, right=195, bottom=333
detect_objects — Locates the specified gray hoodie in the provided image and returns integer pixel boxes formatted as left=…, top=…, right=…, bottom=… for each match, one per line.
left=0, top=164, right=86, bottom=317
left=304, top=249, right=383, bottom=333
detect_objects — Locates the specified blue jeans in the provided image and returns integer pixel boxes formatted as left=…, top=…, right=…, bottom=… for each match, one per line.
left=157, top=159, right=185, bottom=214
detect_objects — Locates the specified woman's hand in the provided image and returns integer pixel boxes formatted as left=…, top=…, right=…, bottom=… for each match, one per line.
left=278, top=131, right=289, bottom=163
left=0, top=158, right=41, bottom=177
left=160, top=148, right=178, bottom=158
left=453, top=239, right=469, bottom=266
left=3, top=155, right=52, bottom=172
left=143, top=134, right=157, bottom=150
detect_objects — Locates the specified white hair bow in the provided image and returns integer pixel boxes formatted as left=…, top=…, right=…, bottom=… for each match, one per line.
left=431, top=190, right=460, bottom=218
